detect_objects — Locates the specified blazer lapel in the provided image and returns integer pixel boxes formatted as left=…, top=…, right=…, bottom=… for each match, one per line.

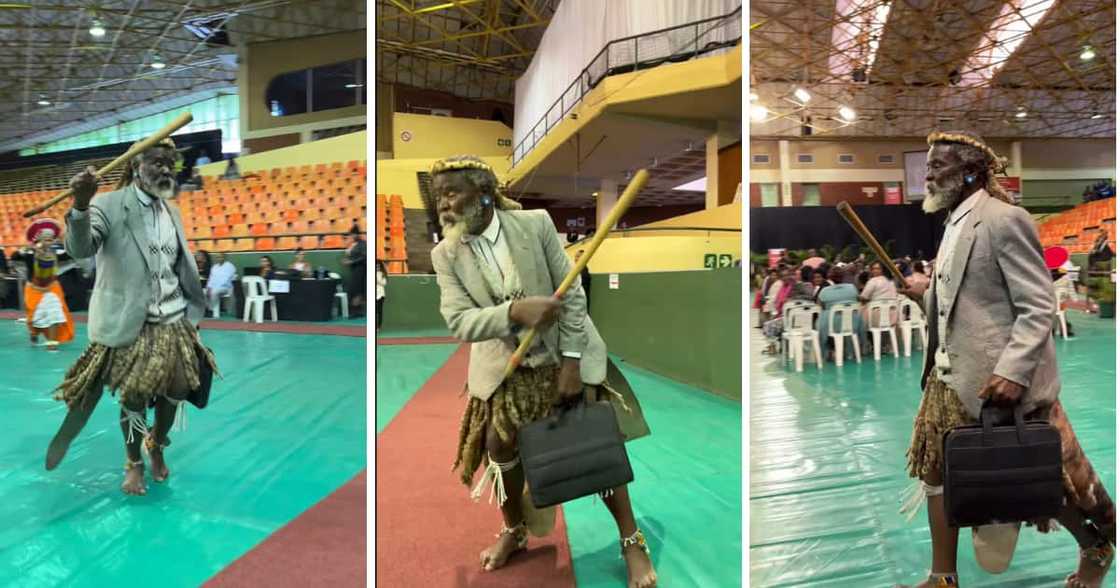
left=943, top=191, right=989, bottom=318
left=452, top=244, right=497, bottom=308
left=122, top=186, right=154, bottom=275
left=497, top=210, right=536, bottom=289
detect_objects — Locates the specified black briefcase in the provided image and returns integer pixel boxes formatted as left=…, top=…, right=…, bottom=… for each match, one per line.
left=518, top=399, right=634, bottom=508
left=942, top=404, right=1063, bottom=528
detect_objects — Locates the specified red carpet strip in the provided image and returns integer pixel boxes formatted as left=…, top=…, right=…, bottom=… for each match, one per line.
left=204, top=470, right=366, bottom=587
left=376, top=345, right=577, bottom=587
left=0, top=310, right=364, bottom=337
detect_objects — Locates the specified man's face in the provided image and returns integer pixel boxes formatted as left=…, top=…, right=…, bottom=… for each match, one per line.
left=923, top=144, right=968, bottom=214
left=433, top=171, right=489, bottom=241
left=870, top=263, right=883, bottom=278
left=812, top=273, right=824, bottom=286
left=135, top=146, right=178, bottom=199
left=216, top=253, right=226, bottom=264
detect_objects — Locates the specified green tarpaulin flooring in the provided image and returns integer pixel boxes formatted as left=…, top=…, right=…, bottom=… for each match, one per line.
left=749, top=310, right=1115, bottom=587
left=0, top=321, right=366, bottom=587
left=375, top=338, right=742, bottom=586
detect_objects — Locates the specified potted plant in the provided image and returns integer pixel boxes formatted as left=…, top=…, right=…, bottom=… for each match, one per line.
left=1091, top=277, right=1115, bottom=318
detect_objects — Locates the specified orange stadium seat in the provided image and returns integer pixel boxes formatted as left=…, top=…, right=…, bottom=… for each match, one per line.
left=212, top=225, right=231, bottom=239
left=276, top=236, right=298, bottom=250
left=300, top=235, right=320, bottom=249
left=321, top=235, right=345, bottom=248
left=250, top=223, right=269, bottom=236
left=231, top=224, right=250, bottom=238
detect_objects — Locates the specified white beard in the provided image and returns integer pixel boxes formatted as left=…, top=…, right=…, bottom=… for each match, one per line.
left=922, top=190, right=955, bottom=214
left=439, top=200, right=488, bottom=242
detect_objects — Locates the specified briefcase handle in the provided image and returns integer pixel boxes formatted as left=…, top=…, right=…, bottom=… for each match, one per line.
left=980, top=402, right=1028, bottom=446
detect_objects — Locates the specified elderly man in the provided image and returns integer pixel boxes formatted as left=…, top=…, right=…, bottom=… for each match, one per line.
left=429, top=155, right=655, bottom=587
left=898, top=131, right=1113, bottom=588
left=206, top=252, right=236, bottom=316
left=45, top=138, right=217, bottom=497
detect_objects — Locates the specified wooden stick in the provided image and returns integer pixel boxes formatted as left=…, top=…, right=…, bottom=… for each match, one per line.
left=23, top=112, right=194, bottom=218
left=836, top=201, right=908, bottom=285
left=503, top=169, right=650, bottom=378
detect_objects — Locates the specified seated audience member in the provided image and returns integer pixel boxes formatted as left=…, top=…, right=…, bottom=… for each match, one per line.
left=756, top=267, right=779, bottom=327
left=195, top=250, right=212, bottom=283
left=290, top=248, right=312, bottom=276
left=206, top=252, right=236, bottom=316
left=810, top=267, right=832, bottom=302
left=762, top=267, right=795, bottom=353
left=817, top=266, right=863, bottom=361
left=1053, top=268, right=1077, bottom=336
left=259, top=255, right=276, bottom=280
left=859, top=260, right=899, bottom=329
left=905, top=260, right=931, bottom=295
left=801, top=248, right=826, bottom=270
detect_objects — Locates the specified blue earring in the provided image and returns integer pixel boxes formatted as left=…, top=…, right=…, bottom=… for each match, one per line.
left=965, top=175, right=975, bottom=184
left=481, top=196, right=492, bottom=206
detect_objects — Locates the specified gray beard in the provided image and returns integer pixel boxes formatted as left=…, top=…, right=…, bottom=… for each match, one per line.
left=439, top=200, right=489, bottom=242
left=922, top=179, right=965, bottom=214
left=138, top=178, right=177, bottom=200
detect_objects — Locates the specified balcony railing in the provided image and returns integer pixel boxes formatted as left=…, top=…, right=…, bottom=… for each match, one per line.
left=512, top=6, right=742, bottom=167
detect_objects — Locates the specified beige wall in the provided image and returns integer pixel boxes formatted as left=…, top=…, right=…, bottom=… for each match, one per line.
left=749, top=140, right=779, bottom=169
left=198, top=131, right=366, bottom=175
left=246, top=31, right=366, bottom=134
left=392, top=113, right=512, bottom=160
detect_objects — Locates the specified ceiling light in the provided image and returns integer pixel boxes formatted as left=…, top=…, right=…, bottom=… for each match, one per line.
left=1092, top=113, right=1104, bottom=119
left=749, top=92, right=759, bottom=102
left=37, top=99, right=50, bottom=106
left=751, top=105, right=769, bottom=122
left=794, top=88, right=811, bottom=103
left=1015, top=111, right=1027, bottom=118
left=1080, top=46, right=1096, bottom=61
left=344, top=83, right=364, bottom=89
left=150, top=55, right=166, bottom=69
left=838, top=106, right=857, bottom=121
left=89, top=19, right=105, bottom=38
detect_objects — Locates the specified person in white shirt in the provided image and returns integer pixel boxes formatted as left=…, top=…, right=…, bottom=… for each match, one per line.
left=206, top=252, right=237, bottom=316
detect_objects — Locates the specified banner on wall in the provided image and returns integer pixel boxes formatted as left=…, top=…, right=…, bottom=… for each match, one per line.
left=768, top=249, right=785, bottom=268
left=884, top=186, right=902, bottom=205
left=997, top=177, right=1022, bottom=204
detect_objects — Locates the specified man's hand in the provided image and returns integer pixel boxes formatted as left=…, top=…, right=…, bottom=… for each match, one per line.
left=509, top=296, right=561, bottom=329
left=898, top=282, right=924, bottom=303
left=978, top=375, right=1026, bottom=406
left=69, top=166, right=99, bottom=210
left=557, top=357, right=582, bottom=400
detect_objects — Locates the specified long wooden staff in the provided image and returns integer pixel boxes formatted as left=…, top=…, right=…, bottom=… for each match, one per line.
left=837, top=201, right=909, bottom=285
left=503, top=169, right=650, bottom=378
left=23, top=112, right=193, bottom=217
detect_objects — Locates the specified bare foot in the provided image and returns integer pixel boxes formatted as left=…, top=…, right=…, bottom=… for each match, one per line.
left=623, top=542, right=657, bottom=588
left=148, top=444, right=170, bottom=483
left=1068, top=544, right=1114, bottom=588
left=479, top=528, right=526, bottom=572
left=121, top=462, right=146, bottom=496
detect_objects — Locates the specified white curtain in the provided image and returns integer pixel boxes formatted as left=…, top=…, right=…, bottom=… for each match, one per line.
left=513, top=0, right=741, bottom=159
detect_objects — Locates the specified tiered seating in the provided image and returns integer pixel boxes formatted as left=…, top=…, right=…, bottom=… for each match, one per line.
left=177, top=159, right=365, bottom=252
left=0, top=159, right=366, bottom=255
left=0, top=156, right=122, bottom=194
left=1038, top=198, right=1115, bottom=253
left=374, top=193, right=408, bottom=273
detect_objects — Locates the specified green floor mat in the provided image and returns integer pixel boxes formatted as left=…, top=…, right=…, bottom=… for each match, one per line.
left=564, top=357, right=742, bottom=587
left=374, top=342, right=458, bottom=433
left=0, top=321, right=366, bottom=587
left=749, top=310, right=1115, bottom=587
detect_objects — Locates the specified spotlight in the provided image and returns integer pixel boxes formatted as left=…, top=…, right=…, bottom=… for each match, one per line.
left=751, top=105, right=769, bottom=122
left=37, top=99, right=50, bottom=106
left=1080, top=46, right=1096, bottom=61
left=794, top=87, right=811, bottom=103
left=150, top=55, right=166, bottom=69
left=1092, top=113, right=1104, bottom=119
left=89, top=19, right=106, bottom=38
left=839, top=106, right=857, bottom=121
left=1015, top=111, right=1027, bottom=118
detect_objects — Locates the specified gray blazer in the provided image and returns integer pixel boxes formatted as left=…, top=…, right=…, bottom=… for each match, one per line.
left=65, top=185, right=205, bottom=348
left=431, top=209, right=607, bottom=401
left=922, top=190, right=1059, bottom=419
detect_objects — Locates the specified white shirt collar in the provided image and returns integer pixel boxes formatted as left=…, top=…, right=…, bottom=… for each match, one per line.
left=947, top=189, right=984, bottom=226
left=462, top=211, right=501, bottom=244
left=136, top=185, right=154, bottom=207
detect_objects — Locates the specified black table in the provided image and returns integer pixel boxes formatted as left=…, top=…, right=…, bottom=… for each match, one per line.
left=232, top=277, right=340, bottom=322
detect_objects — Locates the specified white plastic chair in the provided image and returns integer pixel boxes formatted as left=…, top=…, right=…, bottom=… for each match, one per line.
left=785, top=306, right=822, bottom=372
left=827, top=302, right=862, bottom=366
left=329, top=271, right=348, bottom=319
left=780, top=301, right=817, bottom=360
left=241, top=276, right=277, bottom=323
left=1053, top=285, right=1069, bottom=340
left=897, top=297, right=927, bottom=356
left=866, top=299, right=900, bottom=360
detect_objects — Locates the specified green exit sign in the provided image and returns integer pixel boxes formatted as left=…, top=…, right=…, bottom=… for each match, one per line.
left=704, top=254, right=735, bottom=269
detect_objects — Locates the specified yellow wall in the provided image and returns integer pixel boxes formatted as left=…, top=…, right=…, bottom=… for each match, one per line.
left=376, top=155, right=511, bottom=209
left=645, top=202, right=741, bottom=230
left=198, top=131, right=366, bottom=175
left=246, top=31, right=366, bottom=133
left=392, top=113, right=513, bottom=160
left=567, top=233, right=741, bottom=273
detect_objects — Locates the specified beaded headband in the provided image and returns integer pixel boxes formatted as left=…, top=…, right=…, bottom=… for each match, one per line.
left=927, top=131, right=1008, bottom=175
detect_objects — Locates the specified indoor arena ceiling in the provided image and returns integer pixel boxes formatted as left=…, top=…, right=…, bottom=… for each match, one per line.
left=375, top=0, right=558, bottom=103
left=0, top=0, right=366, bottom=153
left=749, top=0, right=1116, bottom=139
